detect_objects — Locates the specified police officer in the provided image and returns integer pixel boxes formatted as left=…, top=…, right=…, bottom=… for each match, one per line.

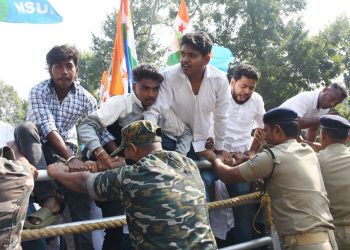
left=48, top=120, right=217, bottom=249
left=202, top=108, right=337, bottom=249
left=318, top=115, right=350, bottom=250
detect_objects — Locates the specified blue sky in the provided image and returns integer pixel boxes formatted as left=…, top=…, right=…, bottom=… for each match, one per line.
left=0, top=0, right=349, bottom=99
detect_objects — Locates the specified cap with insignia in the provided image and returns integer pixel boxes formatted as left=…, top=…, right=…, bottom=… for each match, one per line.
left=320, top=114, right=350, bottom=131
left=110, top=120, right=162, bottom=157
left=263, top=108, right=298, bottom=124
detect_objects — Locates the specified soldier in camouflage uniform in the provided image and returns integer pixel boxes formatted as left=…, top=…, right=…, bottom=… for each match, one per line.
left=0, top=145, right=36, bottom=250
left=48, top=120, right=217, bottom=249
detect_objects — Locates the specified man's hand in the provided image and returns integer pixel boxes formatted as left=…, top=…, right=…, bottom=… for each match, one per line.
left=111, top=156, right=126, bottom=168
left=221, top=151, right=237, bottom=166
left=231, top=152, right=249, bottom=165
left=48, top=162, right=69, bottom=178
left=250, top=129, right=266, bottom=153
left=205, top=137, right=215, bottom=150
left=95, top=149, right=115, bottom=171
left=84, top=161, right=98, bottom=173
left=67, top=158, right=87, bottom=172
left=27, top=164, right=39, bottom=179
left=197, top=149, right=217, bottom=163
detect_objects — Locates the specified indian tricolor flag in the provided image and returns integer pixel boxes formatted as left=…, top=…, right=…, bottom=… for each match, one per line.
left=166, top=0, right=190, bottom=66
left=100, top=0, right=137, bottom=102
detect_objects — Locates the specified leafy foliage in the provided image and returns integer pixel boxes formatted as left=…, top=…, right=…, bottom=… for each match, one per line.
left=78, top=0, right=350, bottom=112
left=0, top=80, right=28, bottom=126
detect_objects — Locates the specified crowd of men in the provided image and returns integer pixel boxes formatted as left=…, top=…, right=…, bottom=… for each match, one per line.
left=0, top=31, right=349, bottom=250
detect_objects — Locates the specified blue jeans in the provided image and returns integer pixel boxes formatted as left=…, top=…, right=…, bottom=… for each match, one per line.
left=95, top=200, right=131, bottom=250
left=226, top=182, right=261, bottom=244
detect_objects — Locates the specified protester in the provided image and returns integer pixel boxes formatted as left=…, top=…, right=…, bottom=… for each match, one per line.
left=144, top=31, right=230, bottom=199
left=14, top=44, right=98, bottom=249
left=220, top=63, right=266, bottom=244
left=78, top=63, right=163, bottom=250
left=279, top=83, right=347, bottom=142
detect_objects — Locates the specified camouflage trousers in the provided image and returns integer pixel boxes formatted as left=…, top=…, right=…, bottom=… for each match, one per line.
left=0, top=146, right=34, bottom=250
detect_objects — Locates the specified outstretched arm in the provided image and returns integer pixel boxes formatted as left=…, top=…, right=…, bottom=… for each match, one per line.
left=48, top=162, right=91, bottom=193
left=199, top=150, right=245, bottom=184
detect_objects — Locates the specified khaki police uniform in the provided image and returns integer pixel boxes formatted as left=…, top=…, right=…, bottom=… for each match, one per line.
left=239, top=139, right=337, bottom=250
left=318, top=143, right=350, bottom=250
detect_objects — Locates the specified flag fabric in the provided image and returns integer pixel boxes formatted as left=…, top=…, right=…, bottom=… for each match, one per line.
left=166, top=0, right=234, bottom=71
left=210, top=46, right=234, bottom=73
left=98, top=70, right=109, bottom=104
left=0, top=0, right=62, bottom=24
left=166, top=0, right=190, bottom=66
left=108, top=0, right=138, bottom=97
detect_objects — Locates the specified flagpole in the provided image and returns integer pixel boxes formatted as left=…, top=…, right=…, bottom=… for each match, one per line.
left=141, top=0, right=160, bottom=61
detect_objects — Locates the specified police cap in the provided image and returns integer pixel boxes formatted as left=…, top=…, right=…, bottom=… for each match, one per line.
left=320, top=114, right=350, bottom=131
left=110, top=120, right=162, bottom=157
left=263, top=108, right=298, bottom=125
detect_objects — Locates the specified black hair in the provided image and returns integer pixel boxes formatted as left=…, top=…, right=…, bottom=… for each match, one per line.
left=227, top=64, right=259, bottom=82
left=46, top=44, right=79, bottom=68
left=322, top=128, right=348, bottom=141
left=180, top=32, right=213, bottom=56
left=132, top=63, right=164, bottom=83
left=270, top=121, right=299, bottom=138
left=329, top=83, right=348, bottom=99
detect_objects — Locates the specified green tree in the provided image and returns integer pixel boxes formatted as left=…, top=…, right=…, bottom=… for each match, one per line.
left=78, top=0, right=180, bottom=94
left=191, top=0, right=350, bottom=109
left=0, top=80, right=28, bottom=126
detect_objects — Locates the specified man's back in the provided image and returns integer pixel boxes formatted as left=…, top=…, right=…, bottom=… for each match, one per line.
left=239, top=140, right=333, bottom=236
left=318, top=144, right=350, bottom=226
left=266, top=140, right=333, bottom=235
left=91, top=150, right=217, bottom=249
left=279, top=91, right=329, bottom=119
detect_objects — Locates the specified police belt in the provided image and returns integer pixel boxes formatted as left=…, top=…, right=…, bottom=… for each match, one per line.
left=283, top=231, right=330, bottom=246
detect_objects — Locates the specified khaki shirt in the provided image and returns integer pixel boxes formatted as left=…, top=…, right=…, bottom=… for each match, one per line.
left=318, top=143, right=350, bottom=226
left=239, top=139, right=334, bottom=236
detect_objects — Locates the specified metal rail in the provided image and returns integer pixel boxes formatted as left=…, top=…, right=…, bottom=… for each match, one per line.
left=36, top=159, right=213, bottom=182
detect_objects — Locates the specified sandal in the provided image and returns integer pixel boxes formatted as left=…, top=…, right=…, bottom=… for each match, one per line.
left=24, top=207, right=60, bottom=229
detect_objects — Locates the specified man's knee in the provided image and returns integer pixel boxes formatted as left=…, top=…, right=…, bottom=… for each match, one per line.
left=15, top=121, right=38, bottom=138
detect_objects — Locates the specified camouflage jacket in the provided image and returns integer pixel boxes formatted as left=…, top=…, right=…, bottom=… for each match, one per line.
left=88, top=150, right=217, bottom=249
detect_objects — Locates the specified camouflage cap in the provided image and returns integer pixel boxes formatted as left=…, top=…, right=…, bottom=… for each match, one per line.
left=110, top=120, right=162, bottom=157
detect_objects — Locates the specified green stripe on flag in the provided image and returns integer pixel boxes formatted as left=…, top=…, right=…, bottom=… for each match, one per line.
left=166, top=51, right=180, bottom=66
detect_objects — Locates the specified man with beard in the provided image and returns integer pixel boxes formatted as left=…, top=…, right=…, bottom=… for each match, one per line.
left=210, top=64, right=266, bottom=244
left=144, top=32, right=230, bottom=200
left=279, top=83, right=347, bottom=142
left=224, top=64, right=265, bottom=155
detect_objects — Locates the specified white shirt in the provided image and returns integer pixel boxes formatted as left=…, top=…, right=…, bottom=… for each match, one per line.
left=224, top=92, right=265, bottom=153
left=144, top=64, right=230, bottom=152
left=0, top=121, right=14, bottom=148
left=279, top=90, right=329, bottom=119
left=78, top=92, right=144, bottom=152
